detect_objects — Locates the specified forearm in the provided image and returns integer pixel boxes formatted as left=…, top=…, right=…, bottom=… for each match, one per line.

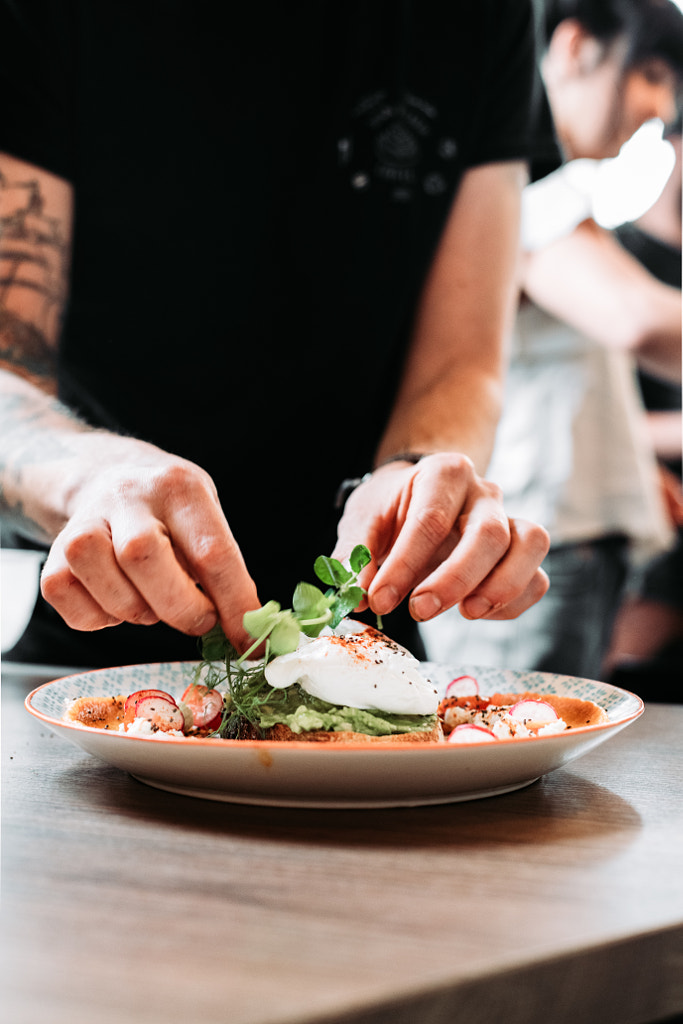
left=376, top=161, right=524, bottom=474
left=645, top=409, right=683, bottom=462
left=0, top=153, right=89, bottom=540
left=522, top=219, right=682, bottom=382
left=632, top=293, right=683, bottom=382
left=0, top=368, right=103, bottom=541
left=375, top=365, right=504, bottom=474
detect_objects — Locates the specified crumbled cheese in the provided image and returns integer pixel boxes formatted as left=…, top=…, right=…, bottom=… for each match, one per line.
left=120, top=718, right=184, bottom=739
left=443, top=704, right=567, bottom=739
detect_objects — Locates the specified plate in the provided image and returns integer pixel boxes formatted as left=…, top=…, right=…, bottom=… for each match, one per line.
left=25, top=661, right=644, bottom=808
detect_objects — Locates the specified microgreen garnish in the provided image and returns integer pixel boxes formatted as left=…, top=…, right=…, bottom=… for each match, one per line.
left=233, top=543, right=373, bottom=663
left=194, top=544, right=376, bottom=738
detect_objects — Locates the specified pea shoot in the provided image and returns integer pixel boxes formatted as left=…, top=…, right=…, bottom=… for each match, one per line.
left=194, top=545, right=376, bottom=737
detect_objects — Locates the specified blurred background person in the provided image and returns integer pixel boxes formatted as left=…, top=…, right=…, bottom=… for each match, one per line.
left=420, top=0, right=683, bottom=685
left=603, top=123, right=683, bottom=698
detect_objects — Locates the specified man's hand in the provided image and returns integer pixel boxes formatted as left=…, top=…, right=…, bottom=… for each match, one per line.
left=333, top=454, right=550, bottom=623
left=40, top=445, right=260, bottom=652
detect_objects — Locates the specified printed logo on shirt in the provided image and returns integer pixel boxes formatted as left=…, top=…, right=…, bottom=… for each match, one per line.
left=337, top=90, right=458, bottom=202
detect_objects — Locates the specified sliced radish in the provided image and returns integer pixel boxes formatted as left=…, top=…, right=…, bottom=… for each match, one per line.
left=508, top=699, right=559, bottom=725
left=445, top=675, right=480, bottom=698
left=133, top=696, right=185, bottom=732
left=180, top=683, right=224, bottom=729
left=123, top=689, right=178, bottom=726
left=124, top=689, right=178, bottom=712
left=447, top=723, right=498, bottom=744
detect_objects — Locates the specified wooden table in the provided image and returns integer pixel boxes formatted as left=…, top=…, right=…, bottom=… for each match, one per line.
left=2, top=663, right=682, bottom=1024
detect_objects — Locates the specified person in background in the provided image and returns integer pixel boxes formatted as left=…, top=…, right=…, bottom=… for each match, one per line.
left=0, top=2, right=558, bottom=668
left=603, top=125, right=683, bottom=698
left=420, top=0, right=683, bottom=684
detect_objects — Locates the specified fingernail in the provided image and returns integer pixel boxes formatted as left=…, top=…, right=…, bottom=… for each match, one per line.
left=372, top=585, right=400, bottom=616
left=194, top=611, right=218, bottom=635
left=461, top=595, right=492, bottom=619
left=409, top=592, right=442, bottom=621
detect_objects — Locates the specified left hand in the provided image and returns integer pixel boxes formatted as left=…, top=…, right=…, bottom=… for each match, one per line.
left=333, top=453, right=550, bottom=622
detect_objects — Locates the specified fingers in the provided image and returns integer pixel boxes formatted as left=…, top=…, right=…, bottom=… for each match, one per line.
left=42, top=511, right=218, bottom=635
left=366, top=453, right=503, bottom=616
left=41, top=459, right=260, bottom=651
left=163, top=500, right=260, bottom=652
left=409, top=514, right=550, bottom=621
left=457, top=518, right=550, bottom=619
left=462, top=566, right=550, bottom=621
left=42, top=518, right=160, bottom=631
left=41, top=553, right=125, bottom=631
left=338, top=454, right=550, bottom=624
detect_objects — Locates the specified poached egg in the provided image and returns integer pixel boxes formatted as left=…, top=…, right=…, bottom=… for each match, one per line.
left=264, top=619, right=438, bottom=715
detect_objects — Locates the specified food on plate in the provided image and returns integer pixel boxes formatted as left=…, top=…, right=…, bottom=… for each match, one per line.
left=65, top=695, right=126, bottom=730
left=439, top=691, right=609, bottom=743
left=63, top=620, right=443, bottom=743
left=444, top=675, right=480, bottom=698
left=63, top=655, right=610, bottom=745
left=247, top=619, right=443, bottom=743
left=63, top=545, right=439, bottom=743
left=61, top=544, right=609, bottom=745
left=66, top=688, right=187, bottom=737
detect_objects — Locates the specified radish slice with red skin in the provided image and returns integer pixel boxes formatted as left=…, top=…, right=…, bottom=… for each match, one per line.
left=203, top=710, right=224, bottom=732
left=447, top=723, right=498, bottom=744
left=508, top=699, right=559, bottom=724
left=124, top=689, right=178, bottom=713
left=123, top=689, right=178, bottom=726
left=445, top=675, right=479, bottom=698
left=180, top=683, right=224, bottom=728
left=133, top=696, right=185, bottom=732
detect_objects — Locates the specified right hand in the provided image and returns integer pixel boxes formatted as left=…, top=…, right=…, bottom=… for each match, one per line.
left=40, top=445, right=260, bottom=652
left=333, top=453, right=550, bottom=623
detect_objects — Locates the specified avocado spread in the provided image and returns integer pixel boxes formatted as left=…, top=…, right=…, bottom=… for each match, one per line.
left=257, top=685, right=436, bottom=735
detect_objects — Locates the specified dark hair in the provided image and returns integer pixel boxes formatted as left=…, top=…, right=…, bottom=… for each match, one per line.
left=537, top=0, right=683, bottom=77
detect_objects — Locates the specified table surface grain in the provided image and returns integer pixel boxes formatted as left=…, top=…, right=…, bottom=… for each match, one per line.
left=2, top=662, right=682, bottom=1024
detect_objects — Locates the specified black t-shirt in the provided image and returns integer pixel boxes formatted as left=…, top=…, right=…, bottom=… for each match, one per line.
left=1, top=1, right=560, bottom=666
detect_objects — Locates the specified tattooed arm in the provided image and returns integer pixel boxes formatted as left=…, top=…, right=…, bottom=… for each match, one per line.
left=0, top=152, right=76, bottom=539
left=0, top=153, right=260, bottom=650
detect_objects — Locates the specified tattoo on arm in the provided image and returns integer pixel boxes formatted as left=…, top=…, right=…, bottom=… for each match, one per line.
left=0, top=307, right=57, bottom=387
left=0, top=167, right=70, bottom=392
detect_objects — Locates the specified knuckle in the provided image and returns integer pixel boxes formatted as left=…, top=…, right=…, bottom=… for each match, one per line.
left=116, top=530, right=162, bottom=568
left=475, top=515, right=510, bottom=552
left=192, top=533, right=237, bottom=570
left=482, top=478, right=504, bottom=503
left=532, top=524, right=551, bottom=558
left=514, top=519, right=551, bottom=559
left=41, top=569, right=120, bottom=630
left=61, top=526, right=106, bottom=565
left=152, top=460, right=215, bottom=506
left=412, top=503, right=454, bottom=546
left=426, top=451, right=475, bottom=486
left=40, top=564, right=73, bottom=602
left=429, top=451, right=473, bottom=473
left=532, top=567, right=551, bottom=600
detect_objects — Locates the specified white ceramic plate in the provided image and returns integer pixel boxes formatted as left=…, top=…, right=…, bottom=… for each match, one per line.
left=26, top=661, right=644, bottom=808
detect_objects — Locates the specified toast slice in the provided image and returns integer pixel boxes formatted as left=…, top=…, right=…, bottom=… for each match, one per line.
left=261, top=719, right=444, bottom=743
